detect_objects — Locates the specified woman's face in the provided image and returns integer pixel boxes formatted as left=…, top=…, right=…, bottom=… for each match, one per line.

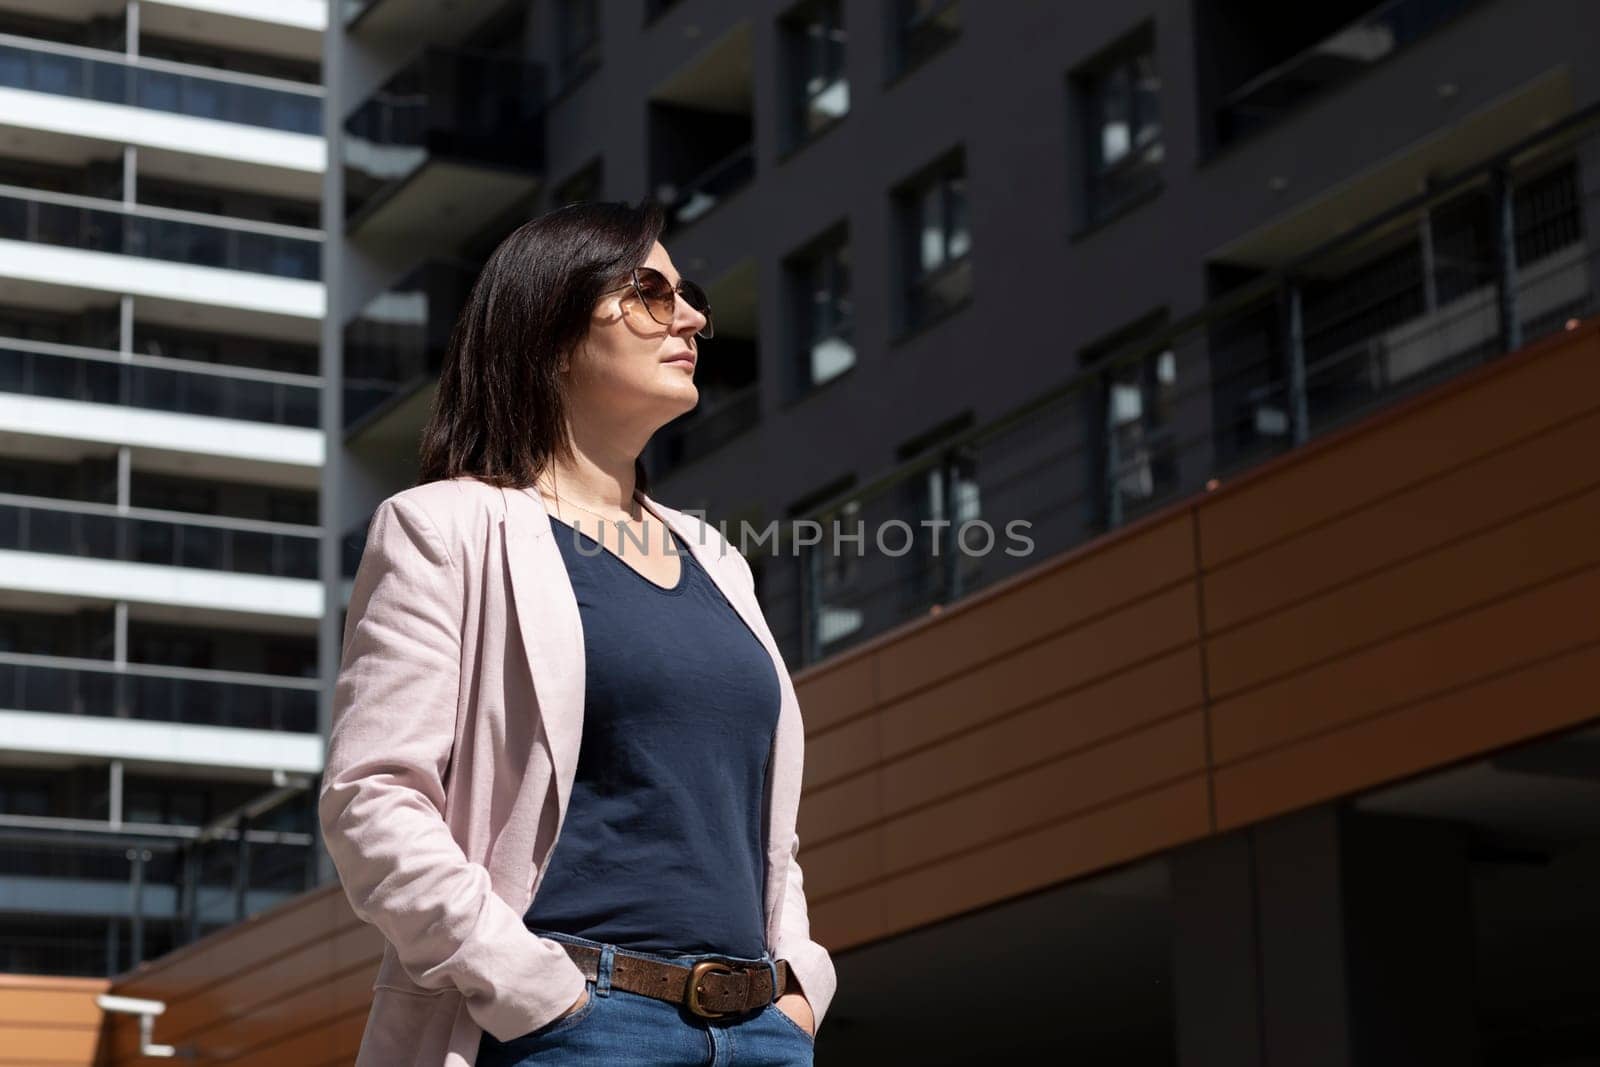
left=565, top=240, right=707, bottom=436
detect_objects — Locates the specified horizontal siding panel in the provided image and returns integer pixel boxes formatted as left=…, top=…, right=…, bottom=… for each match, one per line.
left=792, top=654, right=876, bottom=733
left=803, top=824, right=885, bottom=899
left=1212, top=564, right=1600, bottom=764
left=227, top=1003, right=370, bottom=1067
left=799, top=767, right=881, bottom=845
left=803, top=711, right=880, bottom=790
left=881, top=776, right=1211, bottom=934
left=881, top=645, right=1203, bottom=778
left=143, top=966, right=374, bottom=1064
left=114, top=887, right=346, bottom=1002
left=874, top=514, right=1194, bottom=702
left=879, top=712, right=1206, bottom=876
left=0, top=1024, right=96, bottom=1065
left=1207, top=485, right=1600, bottom=697
left=0, top=983, right=105, bottom=1027
left=1213, top=641, right=1600, bottom=830
left=1204, top=410, right=1600, bottom=631
left=807, top=713, right=1205, bottom=901
left=108, top=922, right=375, bottom=1060
left=877, top=585, right=1200, bottom=760
left=808, top=882, right=891, bottom=951
left=1199, top=332, right=1599, bottom=568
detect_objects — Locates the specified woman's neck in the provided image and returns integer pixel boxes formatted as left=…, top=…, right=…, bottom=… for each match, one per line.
left=535, top=457, right=639, bottom=519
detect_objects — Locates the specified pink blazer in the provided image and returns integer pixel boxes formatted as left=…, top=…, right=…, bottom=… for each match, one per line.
left=319, top=475, right=837, bottom=1067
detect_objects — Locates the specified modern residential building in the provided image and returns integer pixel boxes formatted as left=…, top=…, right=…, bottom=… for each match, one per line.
left=7, top=0, right=1600, bottom=1064
left=0, top=0, right=327, bottom=978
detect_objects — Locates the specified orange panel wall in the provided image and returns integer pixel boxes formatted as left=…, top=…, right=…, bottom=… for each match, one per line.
left=0, top=974, right=107, bottom=1067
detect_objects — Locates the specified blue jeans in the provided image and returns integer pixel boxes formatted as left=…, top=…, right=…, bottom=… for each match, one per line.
left=475, top=929, right=815, bottom=1066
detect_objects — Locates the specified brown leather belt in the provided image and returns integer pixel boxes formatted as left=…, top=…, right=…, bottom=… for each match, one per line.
left=558, top=942, right=795, bottom=1019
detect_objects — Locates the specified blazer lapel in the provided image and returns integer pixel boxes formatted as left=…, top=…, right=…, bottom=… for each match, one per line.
left=500, top=488, right=586, bottom=852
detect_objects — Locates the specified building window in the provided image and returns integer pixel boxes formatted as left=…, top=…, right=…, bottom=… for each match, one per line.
left=779, top=0, right=848, bottom=154
left=888, top=0, right=959, bottom=82
left=553, top=157, right=604, bottom=207
left=786, top=224, right=854, bottom=393
left=788, top=475, right=860, bottom=662
left=557, top=0, right=601, bottom=87
left=896, top=413, right=981, bottom=609
left=894, top=148, right=971, bottom=337
left=1073, top=25, right=1162, bottom=227
left=1083, top=313, right=1178, bottom=527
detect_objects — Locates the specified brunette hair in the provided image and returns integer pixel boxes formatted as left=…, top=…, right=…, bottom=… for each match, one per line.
left=414, top=197, right=667, bottom=492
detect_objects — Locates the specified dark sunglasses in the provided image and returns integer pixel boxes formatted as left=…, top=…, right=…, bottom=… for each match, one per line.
left=602, top=266, right=714, bottom=339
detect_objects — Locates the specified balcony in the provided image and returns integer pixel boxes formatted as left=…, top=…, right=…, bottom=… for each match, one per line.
left=342, top=47, right=546, bottom=242
left=0, top=493, right=319, bottom=580
left=0, top=183, right=320, bottom=281
left=0, top=651, right=318, bottom=733
left=0, top=779, right=317, bottom=975
left=0, top=336, right=320, bottom=428
left=648, top=21, right=756, bottom=237
left=0, top=33, right=321, bottom=135
left=342, top=258, right=474, bottom=436
left=659, top=142, right=755, bottom=236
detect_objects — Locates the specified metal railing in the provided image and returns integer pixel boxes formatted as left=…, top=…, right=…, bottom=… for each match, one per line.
left=0, top=783, right=318, bottom=977
left=0, top=182, right=322, bottom=280
left=659, top=141, right=755, bottom=232
left=0, top=651, right=319, bottom=732
left=749, top=104, right=1597, bottom=668
left=0, top=336, right=321, bottom=427
left=0, top=32, right=322, bottom=135
left=0, top=492, right=321, bottom=579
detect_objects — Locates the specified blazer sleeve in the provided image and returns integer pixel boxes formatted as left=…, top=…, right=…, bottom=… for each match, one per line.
left=730, top=545, right=840, bottom=1033
left=318, top=495, right=589, bottom=1042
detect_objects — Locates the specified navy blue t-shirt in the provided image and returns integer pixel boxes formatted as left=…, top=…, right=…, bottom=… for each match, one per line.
left=524, top=512, right=781, bottom=958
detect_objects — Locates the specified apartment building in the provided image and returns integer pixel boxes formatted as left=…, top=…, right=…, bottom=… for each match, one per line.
left=6, top=0, right=1596, bottom=1064
left=0, top=0, right=327, bottom=978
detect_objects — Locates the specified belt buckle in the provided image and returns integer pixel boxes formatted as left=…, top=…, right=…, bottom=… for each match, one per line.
left=685, top=959, right=740, bottom=1019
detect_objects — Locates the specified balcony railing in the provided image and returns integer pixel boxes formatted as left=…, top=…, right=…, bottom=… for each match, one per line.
left=751, top=103, right=1598, bottom=668
left=0, top=337, right=320, bottom=427
left=1214, top=0, right=1485, bottom=150
left=0, top=183, right=322, bottom=280
left=343, top=46, right=545, bottom=224
left=0, top=492, right=320, bottom=579
left=659, top=141, right=755, bottom=233
left=0, top=787, right=317, bottom=976
left=0, top=32, right=322, bottom=135
left=0, top=651, right=319, bottom=732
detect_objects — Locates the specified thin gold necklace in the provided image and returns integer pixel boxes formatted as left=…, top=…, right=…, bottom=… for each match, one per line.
left=535, top=483, right=654, bottom=543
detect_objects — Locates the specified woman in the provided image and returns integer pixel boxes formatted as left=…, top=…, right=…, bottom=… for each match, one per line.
left=320, top=198, right=836, bottom=1067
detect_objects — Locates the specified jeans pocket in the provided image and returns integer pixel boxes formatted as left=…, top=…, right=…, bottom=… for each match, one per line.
left=762, top=1001, right=815, bottom=1044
